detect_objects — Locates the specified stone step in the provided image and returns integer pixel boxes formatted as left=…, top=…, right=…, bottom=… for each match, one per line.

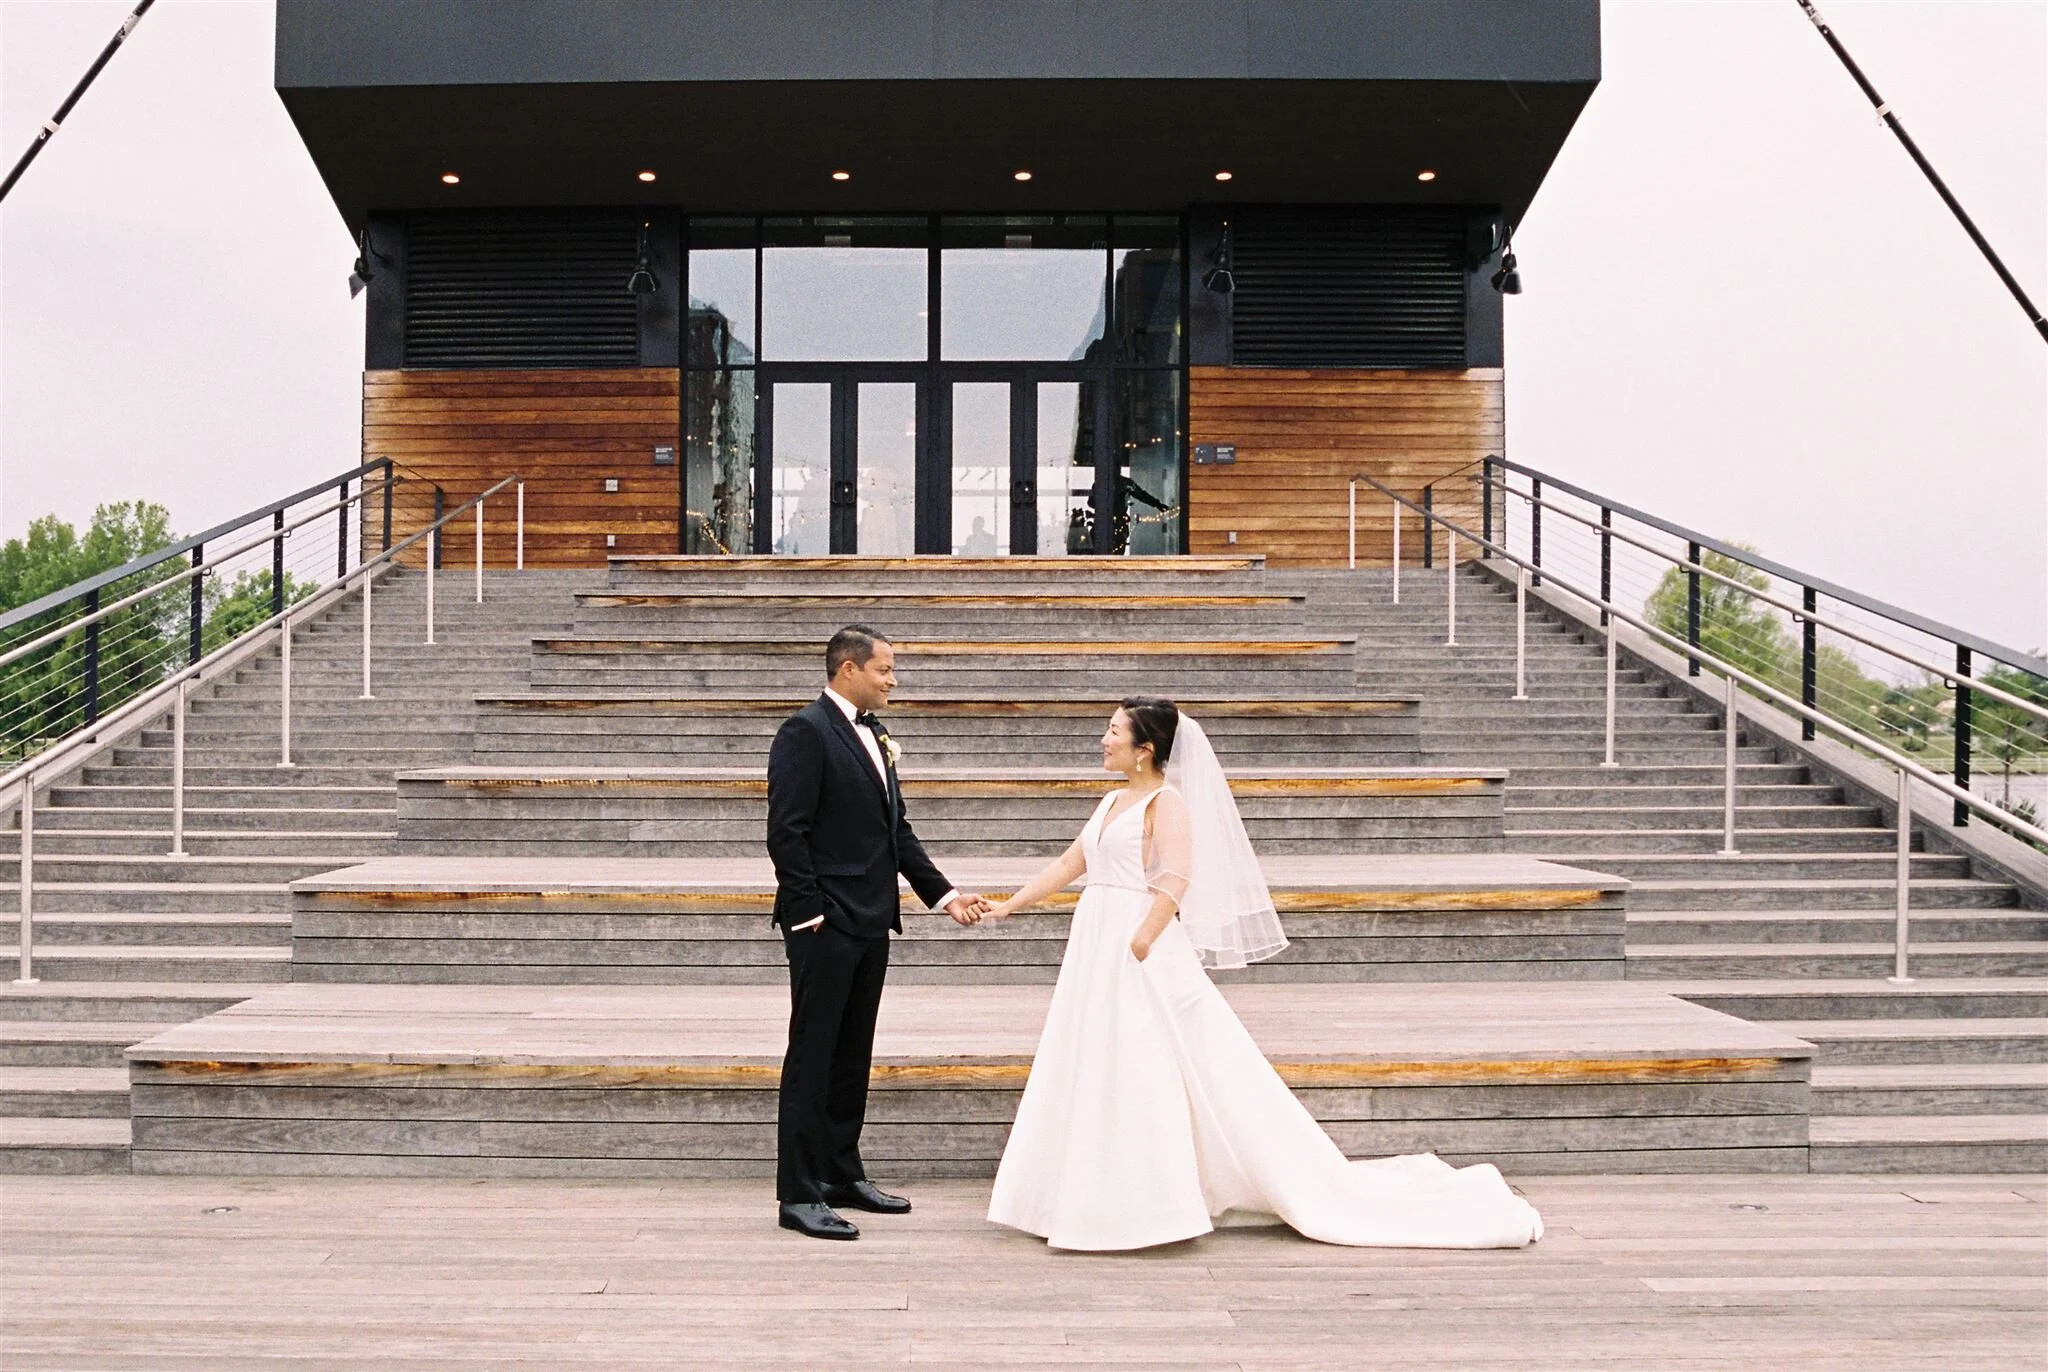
left=1768, top=1018, right=2048, bottom=1064
left=29, top=912, right=292, bottom=947
left=1507, top=785, right=1842, bottom=807
left=1668, top=978, right=2048, bottom=1020
left=0, top=855, right=359, bottom=884
left=60, top=781, right=395, bottom=806
left=1807, top=1114, right=2048, bottom=1173
left=1627, top=909, right=2048, bottom=945
left=0, top=884, right=294, bottom=914
left=0, top=981, right=267, bottom=1022
left=0, top=1116, right=129, bottom=1174
left=32, top=807, right=397, bottom=833
left=1809, top=1063, right=2048, bottom=1115
left=0, top=1020, right=166, bottom=1067
left=1526, top=827, right=1912, bottom=855
left=2, top=831, right=397, bottom=858
left=0, top=1066, right=130, bottom=1117
left=1629, top=941, right=2048, bottom=979
left=1508, top=806, right=1877, bottom=832
left=1530, top=852, right=1973, bottom=882
left=0, top=945, right=290, bottom=982
left=1624, top=878, right=2016, bottom=912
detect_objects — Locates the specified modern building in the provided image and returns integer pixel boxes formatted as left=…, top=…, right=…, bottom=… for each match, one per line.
left=276, top=0, right=1600, bottom=565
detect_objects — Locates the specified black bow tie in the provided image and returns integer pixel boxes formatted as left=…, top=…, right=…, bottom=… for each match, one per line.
left=854, top=711, right=885, bottom=736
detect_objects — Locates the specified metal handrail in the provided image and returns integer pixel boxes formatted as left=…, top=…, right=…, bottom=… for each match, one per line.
left=0, top=476, right=393, bottom=677
left=1488, top=474, right=2048, bottom=729
left=0, top=458, right=393, bottom=639
left=1347, top=469, right=2048, bottom=853
left=0, top=473, right=519, bottom=815
left=1482, top=456, right=2047, bottom=677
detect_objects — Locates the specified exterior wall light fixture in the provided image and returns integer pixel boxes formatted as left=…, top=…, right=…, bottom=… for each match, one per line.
left=347, top=228, right=391, bottom=300
left=1201, top=223, right=1234, bottom=294
left=1489, top=224, right=1522, bottom=295
left=627, top=221, right=659, bottom=296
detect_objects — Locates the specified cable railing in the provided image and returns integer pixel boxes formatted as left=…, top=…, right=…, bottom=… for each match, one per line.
left=1346, top=466, right=2048, bottom=984
left=8, top=467, right=525, bottom=984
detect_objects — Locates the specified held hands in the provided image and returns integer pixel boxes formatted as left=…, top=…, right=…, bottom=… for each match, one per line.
left=945, top=893, right=996, bottom=926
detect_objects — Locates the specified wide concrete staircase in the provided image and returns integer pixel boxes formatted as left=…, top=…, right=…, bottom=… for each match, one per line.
left=4, top=558, right=2042, bottom=1174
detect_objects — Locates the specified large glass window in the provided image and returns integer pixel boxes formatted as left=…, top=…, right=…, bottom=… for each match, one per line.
left=684, top=368, right=756, bottom=555
left=761, top=218, right=927, bottom=362
left=951, top=382, right=1011, bottom=556
left=941, top=217, right=1107, bottom=361
left=1113, top=217, right=1182, bottom=367
left=687, top=219, right=757, bottom=368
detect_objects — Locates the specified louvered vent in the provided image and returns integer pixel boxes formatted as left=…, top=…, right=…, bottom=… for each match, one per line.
left=404, top=211, right=640, bottom=368
left=1230, top=210, right=1466, bottom=367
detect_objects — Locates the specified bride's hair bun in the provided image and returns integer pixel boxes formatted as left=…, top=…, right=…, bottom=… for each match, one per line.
left=1119, top=696, right=1179, bottom=768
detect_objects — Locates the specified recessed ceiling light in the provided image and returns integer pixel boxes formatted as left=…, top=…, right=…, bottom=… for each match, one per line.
left=440, top=172, right=461, bottom=185
left=831, top=170, right=851, bottom=181
left=636, top=170, right=657, bottom=183
left=1416, top=169, right=1437, bottom=182
left=1013, top=170, right=1033, bottom=182
left=1214, top=170, right=1234, bottom=182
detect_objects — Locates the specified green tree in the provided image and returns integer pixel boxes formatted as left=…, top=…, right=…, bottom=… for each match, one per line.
left=1643, top=546, right=1797, bottom=690
left=203, top=569, right=318, bottom=653
left=1976, top=660, right=2048, bottom=807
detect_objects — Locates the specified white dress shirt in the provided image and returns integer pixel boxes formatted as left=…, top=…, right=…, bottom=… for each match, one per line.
left=788, top=690, right=956, bottom=931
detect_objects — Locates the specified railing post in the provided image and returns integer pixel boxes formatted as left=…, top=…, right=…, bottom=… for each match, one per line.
left=1801, top=587, right=1818, bottom=741
left=1512, top=565, right=1529, bottom=701
left=337, top=478, right=351, bottom=581
left=433, top=487, right=445, bottom=569
left=516, top=481, right=526, bottom=570
left=1721, top=673, right=1740, bottom=855
left=1481, top=458, right=1494, bottom=558
left=475, top=498, right=486, bottom=604
left=167, top=679, right=188, bottom=857
left=1954, top=645, right=1972, bottom=827
left=1685, top=540, right=1702, bottom=678
left=425, top=525, right=438, bottom=646
left=1444, top=530, right=1458, bottom=646
left=1889, top=767, right=1914, bottom=984
left=1421, top=486, right=1435, bottom=570
left=82, top=588, right=100, bottom=727
left=277, top=613, right=294, bottom=769
left=360, top=565, right=374, bottom=700
left=1347, top=480, right=1356, bottom=570
left=1598, top=506, right=1612, bottom=628
left=1391, top=499, right=1402, bottom=605
left=189, top=544, right=204, bottom=665
left=272, top=509, right=286, bottom=619
left=381, top=466, right=394, bottom=554
left=1530, top=477, right=1543, bottom=587
left=13, top=772, right=35, bottom=984
left=1600, top=624, right=1619, bottom=769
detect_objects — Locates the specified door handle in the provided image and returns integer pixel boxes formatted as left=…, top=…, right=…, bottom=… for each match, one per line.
left=832, top=479, right=856, bottom=507
left=1012, top=480, right=1036, bottom=501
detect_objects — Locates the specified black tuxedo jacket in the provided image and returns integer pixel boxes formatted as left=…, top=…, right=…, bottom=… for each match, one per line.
left=765, top=696, right=954, bottom=937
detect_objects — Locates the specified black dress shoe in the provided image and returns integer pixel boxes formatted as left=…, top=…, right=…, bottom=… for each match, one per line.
left=821, top=1180, right=912, bottom=1215
left=779, top=1202, right=859, bottom=1240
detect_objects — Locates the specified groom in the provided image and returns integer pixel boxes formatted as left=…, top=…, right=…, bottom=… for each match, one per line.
left=765, top=625, right=986, bottom=1240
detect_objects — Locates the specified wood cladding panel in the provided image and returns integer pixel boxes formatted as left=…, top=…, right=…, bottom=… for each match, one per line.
left=363, top=369, right=679, bottom=568
left=1188, top=368, right=1501, bottom=569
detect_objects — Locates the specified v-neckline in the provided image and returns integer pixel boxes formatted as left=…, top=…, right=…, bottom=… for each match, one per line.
left=1100, top=786, right=1161, bottom=834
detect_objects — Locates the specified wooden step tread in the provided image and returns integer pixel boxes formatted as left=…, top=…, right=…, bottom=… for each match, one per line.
left=0, top=946, right=288, bottom=963
left=0, top=1117, right=129, bottom=1147
left=0, top=1066, right=127, bottom=1092
left=1772, top=1018, right=2048, bottom=1041
left=0, top=1021, right=173, bottom=1045
left=1632, top=941, right=2048, bottom=957
left=0, top=981, right=271, bottom=1000
left=1808, top=1114, right=2048, bottom=1144
left=1810, top=1064, right=2048, bottom=1088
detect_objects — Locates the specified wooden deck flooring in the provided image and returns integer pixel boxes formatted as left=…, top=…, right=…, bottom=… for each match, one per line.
left=1, top=1174, right=2039, bottom=1369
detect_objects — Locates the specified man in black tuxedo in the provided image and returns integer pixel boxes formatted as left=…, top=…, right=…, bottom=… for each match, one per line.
left=766, top=625, right=986, bottom=1240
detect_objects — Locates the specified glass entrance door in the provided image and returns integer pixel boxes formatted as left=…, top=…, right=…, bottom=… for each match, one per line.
left=761, top=375, right=921, bottom=555
left=942, top=378, right=1102, bottom=555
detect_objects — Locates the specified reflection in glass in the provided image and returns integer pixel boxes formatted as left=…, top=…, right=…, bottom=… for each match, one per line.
left=684, top=369, right=755, bottom=554
left=770, top=383, right=831, bottom=555
left=763, top=249, right=926, bottom=361
left=1113, top=245, right=1182, bottom=366
left=1118, top=369, right=1182, bottom=554
left=1037, top=382, right=1091, bottom=557
left=857, top=383, right=918, bottom=555
left=951, top=383, right=1009, bottom=556
left=687, top=249, right=756, bottom=366
left=942, top=250, right=1106, bottom=361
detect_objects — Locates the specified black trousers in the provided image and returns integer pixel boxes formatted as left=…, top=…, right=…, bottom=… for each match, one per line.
left=776, top=921, right=890, bottom=1204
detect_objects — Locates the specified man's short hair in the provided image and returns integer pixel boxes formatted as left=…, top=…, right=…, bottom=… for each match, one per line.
left=826, top=625, right=890, bottom=678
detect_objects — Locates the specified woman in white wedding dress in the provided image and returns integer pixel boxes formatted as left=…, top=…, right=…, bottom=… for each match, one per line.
left=977, top=698, right=1543, bottom=1253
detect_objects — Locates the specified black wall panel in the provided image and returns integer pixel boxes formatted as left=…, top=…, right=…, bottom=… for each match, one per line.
left=402, top=210, right=644, bottom=369
left=1229, top=209, right=1468, bottom=369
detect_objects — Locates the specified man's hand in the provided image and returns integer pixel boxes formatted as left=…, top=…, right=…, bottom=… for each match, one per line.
left=946, top=894, right=992, bottom=926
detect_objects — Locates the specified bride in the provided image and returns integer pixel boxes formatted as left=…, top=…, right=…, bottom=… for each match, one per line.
left=972, top=697, right=1543, bottom=1253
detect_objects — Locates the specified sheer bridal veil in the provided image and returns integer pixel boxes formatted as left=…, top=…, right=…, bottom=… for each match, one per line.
left=1163, top=713, right=1289, bottom=969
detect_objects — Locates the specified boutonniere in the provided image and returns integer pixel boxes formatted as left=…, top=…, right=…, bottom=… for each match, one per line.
left=882, top=737, right=902, bottom=767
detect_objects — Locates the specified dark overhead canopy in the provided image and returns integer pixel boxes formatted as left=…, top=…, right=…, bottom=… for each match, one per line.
left=277, top=0, right=1600, bottom=231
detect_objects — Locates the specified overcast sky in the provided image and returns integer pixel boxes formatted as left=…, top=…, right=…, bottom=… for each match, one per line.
left=2, top=0, right=2043, bottom=649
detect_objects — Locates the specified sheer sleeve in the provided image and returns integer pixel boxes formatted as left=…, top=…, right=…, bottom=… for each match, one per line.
left=1142, top=787, right=1193, bottom=908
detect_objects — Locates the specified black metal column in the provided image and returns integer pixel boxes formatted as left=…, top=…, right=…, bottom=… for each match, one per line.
left=381, top=466, right=394, bottom=553
left=1421, top=486, right=1434, bottom=570
left=1954, top=645, right=1973, bottom=827
left=1801, top=587, right=1818, bottom=741
left=1685, top=541, right=1701, bottom=678
left=1010, top=380, right=1037, bottom=555
left=1480, top=458, right=1493, bottom=556
left=82, top=589, right=100, bottom=726
left=1598, top=506, right=1612, bottom=627
left=337, top=479, right=351, bottom=579
left=188, top=545, right=204, bottom=664
left=1530, top=478, right=1543, bottom=587
left=272, top=510, right=286, bottom=617
left=432, top=487, right=445, bottom=568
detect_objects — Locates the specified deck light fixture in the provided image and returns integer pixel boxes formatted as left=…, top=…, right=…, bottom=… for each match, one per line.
left=627, top=221, right=659, bottom=296
left=440, top=172, right=460, bottom=185
left=1013, top=170, right=1033, bottom=182
left=1416, top=169, right=1437, bottom=182
left=636, top=170, right=657, bottom=183
left=347, top=228, right=392, bottom=300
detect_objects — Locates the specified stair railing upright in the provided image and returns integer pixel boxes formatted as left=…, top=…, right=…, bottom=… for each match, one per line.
left=6, top=468, right=523, bottom=982
left=1345, top=469, right=2048, bottom=984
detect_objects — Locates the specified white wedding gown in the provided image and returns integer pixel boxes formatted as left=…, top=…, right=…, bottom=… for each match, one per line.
left=987, top=788, right=1544, bottom=1252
